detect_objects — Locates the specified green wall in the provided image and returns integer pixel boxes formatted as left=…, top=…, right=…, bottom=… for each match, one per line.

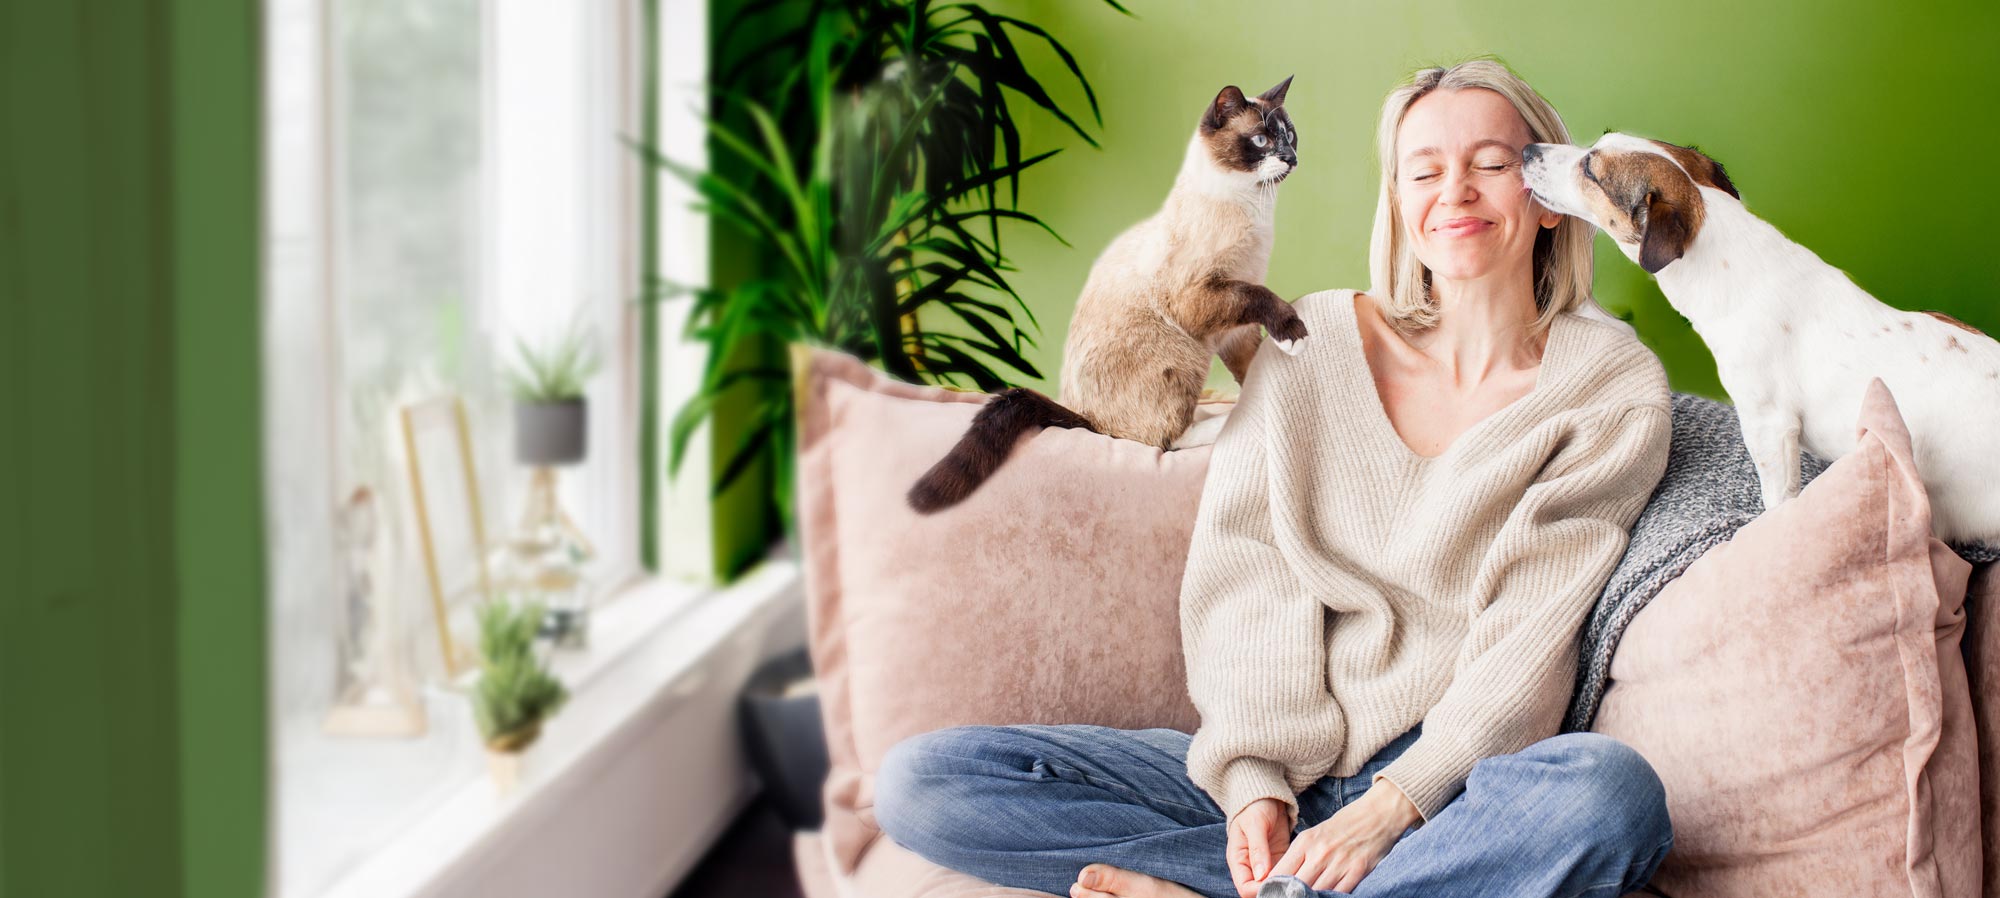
left=1, top=1, right=266, bottom=897
left=958, top=0, right=2000, bottom=400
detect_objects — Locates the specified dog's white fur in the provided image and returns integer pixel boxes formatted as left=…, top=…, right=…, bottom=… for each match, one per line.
left=1524, top=133, right=2000, bottom=544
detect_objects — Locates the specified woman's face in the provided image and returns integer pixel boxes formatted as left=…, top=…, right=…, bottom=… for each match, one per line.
left=1395, top=87, right=1561, bottom=286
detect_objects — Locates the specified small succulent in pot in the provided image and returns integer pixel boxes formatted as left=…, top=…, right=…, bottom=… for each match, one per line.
left=505, top=321, right=601, bottom=466
left=472, top=596, right=568, bottom=792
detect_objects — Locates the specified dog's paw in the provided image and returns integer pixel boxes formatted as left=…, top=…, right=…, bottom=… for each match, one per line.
left=1256, top=875, right=1316, bottom=898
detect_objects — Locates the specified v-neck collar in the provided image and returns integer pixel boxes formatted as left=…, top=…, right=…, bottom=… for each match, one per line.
left=1335, top=290, right=1573, bottom=464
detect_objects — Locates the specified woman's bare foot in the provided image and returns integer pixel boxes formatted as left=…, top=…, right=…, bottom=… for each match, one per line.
left=1069, top=863, right=1206, bottom=898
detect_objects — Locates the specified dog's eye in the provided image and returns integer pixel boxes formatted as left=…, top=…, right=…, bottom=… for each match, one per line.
left=1252, top=135, right=1269, bottom=148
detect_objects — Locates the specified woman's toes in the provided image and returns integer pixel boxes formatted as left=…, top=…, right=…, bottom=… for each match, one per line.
left=1074, top=863, right=1204, bottom=898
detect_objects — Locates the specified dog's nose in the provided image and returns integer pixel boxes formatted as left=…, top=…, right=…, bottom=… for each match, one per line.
left=1522, top=144, right=1544, bottom=164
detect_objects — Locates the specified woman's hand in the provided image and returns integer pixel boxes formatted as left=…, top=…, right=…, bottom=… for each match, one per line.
left=1267, top=781, right=1420, bottom=893
left=1226, top=798, right=1292, bottom=898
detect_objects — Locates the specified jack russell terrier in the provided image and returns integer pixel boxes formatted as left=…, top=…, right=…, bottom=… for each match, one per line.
left=1520, top=133, right=1999, bottom=546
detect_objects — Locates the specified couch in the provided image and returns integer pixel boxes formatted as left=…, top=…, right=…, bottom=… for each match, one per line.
left=787, top=348, right=1999, bottom=898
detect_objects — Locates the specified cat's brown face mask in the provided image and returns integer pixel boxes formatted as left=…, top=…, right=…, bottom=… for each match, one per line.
left=1201, top=76, right=1297, bottom=183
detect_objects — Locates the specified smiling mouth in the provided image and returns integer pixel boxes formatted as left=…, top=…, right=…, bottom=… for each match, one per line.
left=1436, top=219, right=1492, bottom=235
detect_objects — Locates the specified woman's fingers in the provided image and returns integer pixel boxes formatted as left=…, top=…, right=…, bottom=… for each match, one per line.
left=1268, top=839, right=1309, bottom=880
left=1308, top=855, right=1374, bottom=893
left=1247, top=822, right=1273, bottom=880
left=1226, top=825, right=1252, bottom=889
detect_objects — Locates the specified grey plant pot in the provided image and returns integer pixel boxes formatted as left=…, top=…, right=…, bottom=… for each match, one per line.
left=515, top=399, right=587, bottom=466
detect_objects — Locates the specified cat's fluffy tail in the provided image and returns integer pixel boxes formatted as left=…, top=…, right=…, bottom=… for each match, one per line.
left=906, top=387, right=1096, bottom=514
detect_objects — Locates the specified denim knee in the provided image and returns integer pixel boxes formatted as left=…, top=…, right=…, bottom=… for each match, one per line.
left=875, top=729, right=947, bottom=843
left=873, top=726, right=1000, bottom=853
left=1522, top=732, right=1672, bottom=852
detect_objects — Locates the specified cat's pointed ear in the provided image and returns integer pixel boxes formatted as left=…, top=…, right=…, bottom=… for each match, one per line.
left=1203, top=85, right=1247, bottom=132
left=1258, top=75, right=1293, bottom=106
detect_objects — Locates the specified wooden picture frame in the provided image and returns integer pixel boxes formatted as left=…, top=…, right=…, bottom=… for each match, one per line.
left=400, top=395, right=493, bottom=682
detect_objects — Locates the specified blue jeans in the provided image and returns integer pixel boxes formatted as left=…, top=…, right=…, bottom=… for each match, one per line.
left=873, top=723, right=1671, bottom=898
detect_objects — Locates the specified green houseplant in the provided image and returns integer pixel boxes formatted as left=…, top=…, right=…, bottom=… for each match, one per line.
left=472, top=596, right=569, bottom=793
left=647, top=0, right=1128, bottom=527
left=505, top=322, right=601, bottom=466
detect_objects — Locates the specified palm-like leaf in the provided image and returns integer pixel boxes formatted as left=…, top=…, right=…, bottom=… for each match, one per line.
left=644, top=0, right=1129, bottom=530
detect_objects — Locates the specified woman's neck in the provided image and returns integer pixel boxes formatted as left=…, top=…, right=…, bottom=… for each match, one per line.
left=1404, top=267, right=1545, bottom=386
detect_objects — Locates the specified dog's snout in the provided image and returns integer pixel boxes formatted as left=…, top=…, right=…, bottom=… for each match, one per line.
left=1522, top=144, right=1545, bottom=164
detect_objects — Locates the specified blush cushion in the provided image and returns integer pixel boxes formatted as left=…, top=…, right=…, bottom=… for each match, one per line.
left=1964, top=561, right=2000, bottom=895
left=1591, top=378, right=1980, bottom=897
left=795, top=350, right=1221, bottom=876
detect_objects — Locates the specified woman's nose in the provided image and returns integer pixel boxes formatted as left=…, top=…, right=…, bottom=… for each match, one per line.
left=1440, top=168, right=1477, bottom=204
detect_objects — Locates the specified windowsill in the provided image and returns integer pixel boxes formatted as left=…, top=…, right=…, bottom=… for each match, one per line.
left=288, top=554, right=805, bottom=898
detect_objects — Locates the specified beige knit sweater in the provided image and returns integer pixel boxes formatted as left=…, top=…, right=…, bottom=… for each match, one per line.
left=1179, top=289, right=1672, bottom=829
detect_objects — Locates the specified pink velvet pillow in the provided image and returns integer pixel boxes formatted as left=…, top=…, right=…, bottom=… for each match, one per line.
left=1592, top=379, right=1980, bottom=897
left=1964, top=561, right=2000, bottom=895
left=795, top=350, right=1218, bottom=876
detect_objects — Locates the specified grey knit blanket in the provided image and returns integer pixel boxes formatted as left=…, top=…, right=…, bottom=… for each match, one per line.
left=1563, top=392, right=2000, bottom=733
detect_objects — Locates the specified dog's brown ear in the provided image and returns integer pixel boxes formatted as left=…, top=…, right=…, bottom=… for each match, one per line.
left=1650, top=140, right=1740, bottom=199
left=1638, top=190, right=1697, bottom=274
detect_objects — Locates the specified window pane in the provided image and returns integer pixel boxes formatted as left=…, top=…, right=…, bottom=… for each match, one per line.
left=268, top=0, right=649, bottom=892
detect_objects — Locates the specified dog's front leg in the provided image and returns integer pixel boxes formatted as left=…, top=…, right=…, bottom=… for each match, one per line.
left=1740, top=410, right=1803, bottom=512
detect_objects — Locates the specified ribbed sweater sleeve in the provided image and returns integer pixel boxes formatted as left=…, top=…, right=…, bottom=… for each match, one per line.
left=1178, top=345, right=1350, bottom=831
left=1371, top=402, right=1672, bottom=820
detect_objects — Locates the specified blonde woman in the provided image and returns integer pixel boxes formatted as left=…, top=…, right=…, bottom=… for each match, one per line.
left=873, top=59, right=1675, bottom=898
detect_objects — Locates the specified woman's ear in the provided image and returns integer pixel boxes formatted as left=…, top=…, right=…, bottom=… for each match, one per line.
left=1537, top=204, right=1562, bottom=229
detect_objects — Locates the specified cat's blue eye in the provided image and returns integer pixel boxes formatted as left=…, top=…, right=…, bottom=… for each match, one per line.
left=1251, top=135, right=1268, bottom=148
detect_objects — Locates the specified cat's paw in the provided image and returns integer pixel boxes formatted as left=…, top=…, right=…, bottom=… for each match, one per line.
left=1267, top=316, right=1309, bottom=356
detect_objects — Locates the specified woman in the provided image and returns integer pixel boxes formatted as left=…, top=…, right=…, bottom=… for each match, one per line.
left=872, top=59, right=1676, bottom=898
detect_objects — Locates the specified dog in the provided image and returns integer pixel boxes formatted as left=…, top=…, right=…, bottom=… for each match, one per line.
left=1520, top=132, right=2000, bottom=545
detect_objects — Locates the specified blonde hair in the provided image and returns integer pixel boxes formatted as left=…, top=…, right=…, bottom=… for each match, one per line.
left=1366, top=58, right=1593, bottom=333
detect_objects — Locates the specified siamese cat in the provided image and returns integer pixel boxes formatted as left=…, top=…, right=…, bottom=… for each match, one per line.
left=907, top=76, right=1307, bottom=514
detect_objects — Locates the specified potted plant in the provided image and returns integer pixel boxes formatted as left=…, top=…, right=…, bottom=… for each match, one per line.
left=505, top=321, right=600, bottom=467
left=644, top=0, right=1130, bottom=535
left=472, top=596, right=569, bottom=795
left=501, top=323, right=602, bottom=645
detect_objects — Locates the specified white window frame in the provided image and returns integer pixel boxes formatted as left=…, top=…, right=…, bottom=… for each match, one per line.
left=262, top=1, right=718, bottom=895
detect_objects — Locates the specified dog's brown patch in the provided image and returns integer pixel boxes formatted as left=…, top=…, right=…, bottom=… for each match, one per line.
left=1922, top=310, right=1983, bottom=335
left=1647, top=140, right=1740, bottom=198
left=1580, top=149, right=1709, bottom=273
